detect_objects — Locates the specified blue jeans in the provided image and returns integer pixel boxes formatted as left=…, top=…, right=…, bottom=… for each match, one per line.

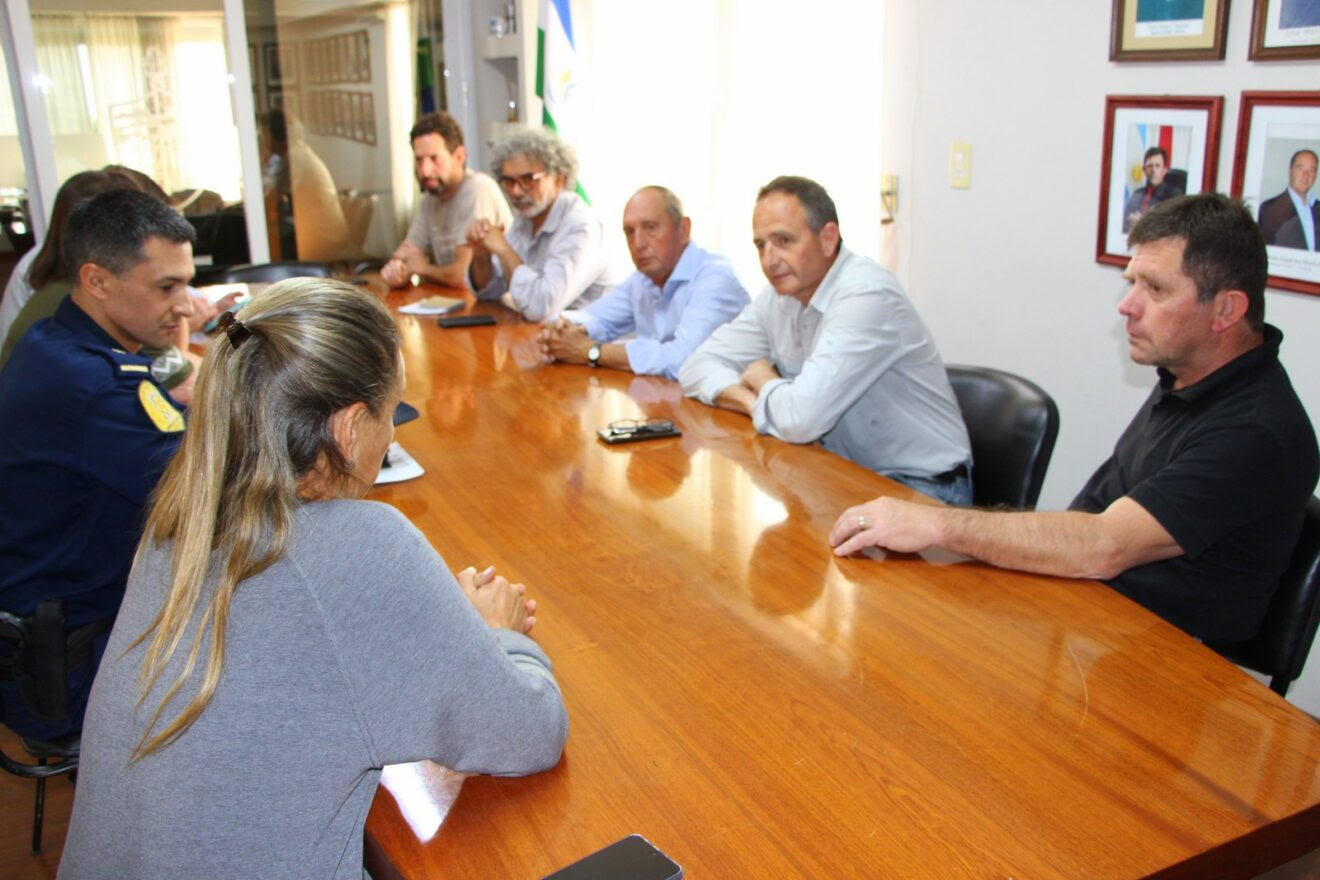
left=888, top=463, right=973, bottom=507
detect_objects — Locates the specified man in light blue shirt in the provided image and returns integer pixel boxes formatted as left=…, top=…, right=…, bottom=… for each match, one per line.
left=538, top=186, right=748, bottom=380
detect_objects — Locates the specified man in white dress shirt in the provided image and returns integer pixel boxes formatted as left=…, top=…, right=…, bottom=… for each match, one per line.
left=466, top=127, right=613, bottom=322
left=679, top=176, right=971, bottom=504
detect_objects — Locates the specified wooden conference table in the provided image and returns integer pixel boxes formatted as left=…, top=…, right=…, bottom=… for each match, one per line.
left=361, top=282, right=1320, bottom=879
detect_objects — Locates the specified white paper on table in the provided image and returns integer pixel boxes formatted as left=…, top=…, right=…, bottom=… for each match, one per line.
left=374, top=442, right=424, bottom=484
left=399, top=295, right=464, bottom=316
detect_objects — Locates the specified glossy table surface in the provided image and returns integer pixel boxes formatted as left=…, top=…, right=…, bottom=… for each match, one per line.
left=362, top=283, right=1320, bottom=880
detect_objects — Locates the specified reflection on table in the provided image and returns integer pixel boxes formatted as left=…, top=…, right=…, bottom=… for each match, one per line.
left=363, top=281, right=1320, bottom=880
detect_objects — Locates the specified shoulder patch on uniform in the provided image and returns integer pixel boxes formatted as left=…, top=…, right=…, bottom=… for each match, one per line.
left=138, top=381, right=185, bottom=433
left=120, top=363, right=150, bottom=373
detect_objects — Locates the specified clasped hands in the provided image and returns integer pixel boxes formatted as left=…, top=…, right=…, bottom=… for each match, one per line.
left=456, top=565, right=538, bottom=634
left=465, top=218, right=510, bottom=257
left=381, top=251, right=431, bottom=288
left=538, top=318, right=592, bottom=364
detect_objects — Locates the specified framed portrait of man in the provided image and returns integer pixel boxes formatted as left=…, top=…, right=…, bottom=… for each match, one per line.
left=1096, top=95, right=1224, bottom=267
left=1250, top=0, right=1320, bottom=59
left=1232, top=91, right=1320, bottom=296
left=263, top=44, right=282, bottom=87
left=1110, top=0, right=1229, bottom=60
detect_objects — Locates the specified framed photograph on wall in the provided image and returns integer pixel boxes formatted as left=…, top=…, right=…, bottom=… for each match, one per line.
left=355, top=31, right=371, bottom=82
left=363, top=92, right=376, bottom=145
left=263, top=44, right=283, bottom=87
left=1110, top=0, right=1229, bottom=60
left=1250, top=0, right=1320, bottom=60
left=278, top=43, right=297, bottom=88
left=307, top=90, right=323, bottom=133
left=1097, top=95, right=1224, bottom=266
left=1231, top=91, right=1320, bottom=296
left=336, top=91, right=349, bottom=137
left=306, top=42, right=321, bottom=85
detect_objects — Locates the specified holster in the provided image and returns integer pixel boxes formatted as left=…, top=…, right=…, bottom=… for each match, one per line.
left=0, top=602, right=107, bottom=723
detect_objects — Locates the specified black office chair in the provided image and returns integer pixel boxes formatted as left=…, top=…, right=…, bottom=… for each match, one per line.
left=185, top=206, right=251, bottom=273
left=1206, top=496, right=1320, bottom=697
left=0, top=733, right=79, bottom=854
left=946, top=365, right=1060, bottom=509
left=0, top=604, right=89, bottom=854
left=210, top=260, right=334, bottom=285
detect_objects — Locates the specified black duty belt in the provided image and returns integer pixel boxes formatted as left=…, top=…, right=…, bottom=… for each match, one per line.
left=928, top=463, right=970, bottom=485
left=0, top=602, right=110, bottom=722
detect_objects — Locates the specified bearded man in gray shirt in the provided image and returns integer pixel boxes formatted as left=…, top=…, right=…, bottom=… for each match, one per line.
left=679, top=176, right=971, bottom=505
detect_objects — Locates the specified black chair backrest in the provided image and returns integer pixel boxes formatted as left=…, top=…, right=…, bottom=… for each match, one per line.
left=1207, top=496, right=1320, bottom=696
left=946, top=365, right=1060, bottom=510
left=185, top=207, right=250, bottom=266
left=211, top=261, right=334, bottom=285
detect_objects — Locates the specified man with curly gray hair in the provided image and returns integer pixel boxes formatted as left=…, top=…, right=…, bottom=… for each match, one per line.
left=466, top=126, right=613, bottom=321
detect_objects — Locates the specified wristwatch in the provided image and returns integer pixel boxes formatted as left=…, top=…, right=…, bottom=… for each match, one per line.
left=587, top=344, right=601, bottom=367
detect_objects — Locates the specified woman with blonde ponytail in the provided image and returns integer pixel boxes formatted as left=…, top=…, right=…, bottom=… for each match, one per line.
left=59, top=279, right=567, bottom=880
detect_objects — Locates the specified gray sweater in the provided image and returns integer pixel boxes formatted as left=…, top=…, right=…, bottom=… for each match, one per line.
left=59, top=500, right=567, bottom=879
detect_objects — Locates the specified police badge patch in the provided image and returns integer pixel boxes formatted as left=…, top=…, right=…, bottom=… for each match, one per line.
left=138, top=380, right=185, bottom=432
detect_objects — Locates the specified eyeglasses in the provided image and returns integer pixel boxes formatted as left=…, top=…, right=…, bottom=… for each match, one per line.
left=603, top=418, right=675, bottom=438
left=499, top=170, right=548, bottom=191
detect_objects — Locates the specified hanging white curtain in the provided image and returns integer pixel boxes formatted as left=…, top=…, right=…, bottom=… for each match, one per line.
left=29, top=12, right=238, bottom=199
left=31, top=16, right=89, bottom=136
left=85, top=15, right=154, bottom=182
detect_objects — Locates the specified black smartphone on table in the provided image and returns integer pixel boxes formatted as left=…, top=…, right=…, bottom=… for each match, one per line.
left=597, top=419, right=681, bottom=444
left=438, top=314, right=497, bottom=328
left=540, top=834, right=682, bottom=880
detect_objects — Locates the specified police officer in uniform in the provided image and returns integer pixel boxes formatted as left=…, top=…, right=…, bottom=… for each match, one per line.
left=0, top=189, right=195, bottom=741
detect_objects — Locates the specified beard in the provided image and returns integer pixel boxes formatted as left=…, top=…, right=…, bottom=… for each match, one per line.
left=512, top=189, right=556, bottom=218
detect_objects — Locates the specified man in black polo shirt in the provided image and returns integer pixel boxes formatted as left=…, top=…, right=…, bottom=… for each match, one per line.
left=829, top=193, right=1318, bottom=643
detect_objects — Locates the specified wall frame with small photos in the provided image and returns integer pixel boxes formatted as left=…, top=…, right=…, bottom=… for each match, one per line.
left=305, top=89, right=376, bottom=146
left=302, top=30, right=370, bottom=86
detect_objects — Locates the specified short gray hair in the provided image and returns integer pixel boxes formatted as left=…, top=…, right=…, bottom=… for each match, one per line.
left=757, top=176, right=838, bottom=234
left=489, top=127, right=578, bottom=189
left=637, top=186, right=684, bottom=225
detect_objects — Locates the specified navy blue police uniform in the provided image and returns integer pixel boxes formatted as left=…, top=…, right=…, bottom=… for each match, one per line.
left=0, top=294, right=184, bottom=739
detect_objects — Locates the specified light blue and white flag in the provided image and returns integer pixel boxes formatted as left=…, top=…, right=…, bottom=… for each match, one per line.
left=537, top=0, right=588, bottom=201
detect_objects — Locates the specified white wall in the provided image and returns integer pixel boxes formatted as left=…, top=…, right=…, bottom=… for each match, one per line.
left=569, top=0, right=886, bottom=294
left=882, top=2, right=1320, bottom=711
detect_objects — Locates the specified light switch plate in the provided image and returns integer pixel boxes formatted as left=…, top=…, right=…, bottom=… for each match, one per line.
left=881, top=174, right=899, bottom=218
left=950, top=140, right=972, bottom=189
